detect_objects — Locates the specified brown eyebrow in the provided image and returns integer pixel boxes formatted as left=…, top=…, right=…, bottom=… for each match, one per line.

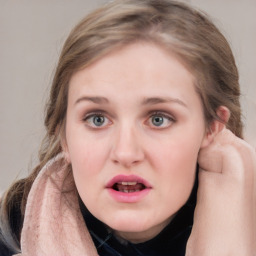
left=142, top=97, right=187, bottom=108
left=75, top=96, right=187, bottom=108
left=75, top=96, right=109, bottom=105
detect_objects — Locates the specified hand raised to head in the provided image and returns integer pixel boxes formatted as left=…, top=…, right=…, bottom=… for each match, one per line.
left=186, top=128, right=256, bottom=256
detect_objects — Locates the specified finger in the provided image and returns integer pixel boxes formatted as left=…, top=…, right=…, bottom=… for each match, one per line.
left=199, top=128, right=256, bottom=183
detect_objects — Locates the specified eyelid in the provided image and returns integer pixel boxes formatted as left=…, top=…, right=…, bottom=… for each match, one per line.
left=148, top=110, right=176, bottom=121
left=82, top=110, right=107, bottom=120
left=82, top=110, right=112, bottom=129
left=146, top=110, right=176, bottom=128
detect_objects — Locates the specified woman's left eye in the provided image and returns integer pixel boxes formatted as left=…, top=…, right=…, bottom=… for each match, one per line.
left=83, top=113, right=111, bottom=128
left=147, top=113, right=175, bottom=128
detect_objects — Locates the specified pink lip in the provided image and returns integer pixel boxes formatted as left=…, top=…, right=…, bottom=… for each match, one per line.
left=106, top=174, right=152, bottom=203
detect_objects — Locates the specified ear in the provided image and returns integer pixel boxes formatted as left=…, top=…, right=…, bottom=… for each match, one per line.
left=200, top=106, right=230, bottom=148
left=57, top=125, right=71, bottom=163
left=61, top=138, right=71, bottom=163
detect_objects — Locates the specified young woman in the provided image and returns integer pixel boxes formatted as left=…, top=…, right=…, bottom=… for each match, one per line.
left=0, top=0, right=255, bottom=255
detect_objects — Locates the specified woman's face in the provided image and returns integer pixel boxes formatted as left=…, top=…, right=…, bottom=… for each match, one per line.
left=64, top=43, right=210, bottom=243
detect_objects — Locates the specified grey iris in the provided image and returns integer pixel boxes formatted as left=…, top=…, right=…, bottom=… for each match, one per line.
left=152, top=116, right=164, bottom=126
left=93, top=116, right=105, bottom=126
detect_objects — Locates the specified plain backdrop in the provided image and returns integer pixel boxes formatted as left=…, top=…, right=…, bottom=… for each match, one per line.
left=1, top=0, right=256, bottom=193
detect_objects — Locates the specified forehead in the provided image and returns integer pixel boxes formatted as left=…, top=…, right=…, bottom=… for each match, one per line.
left=68, top=42, right=198, bottom=106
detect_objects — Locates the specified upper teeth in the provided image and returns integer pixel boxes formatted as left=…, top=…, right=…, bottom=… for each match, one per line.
left=119, top=181, right=137, bottom=185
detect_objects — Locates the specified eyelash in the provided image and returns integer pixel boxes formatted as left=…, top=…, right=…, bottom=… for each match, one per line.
left=146, top=111, right=176, bottom=129
left=82, top=110, right=176, bottom=129
left=82, top=111, right=112, bottom=129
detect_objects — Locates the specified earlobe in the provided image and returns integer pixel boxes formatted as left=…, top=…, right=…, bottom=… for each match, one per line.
left=56, top=125, right=71, bottom=164
left=201, top=106, right=230, bottom=148
left=61, top=139, right=71, bottom=163
left=64, top=151, right=71, bottom=164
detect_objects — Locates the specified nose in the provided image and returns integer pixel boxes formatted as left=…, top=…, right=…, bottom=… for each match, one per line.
left=110, top=125, right=145, bottom=168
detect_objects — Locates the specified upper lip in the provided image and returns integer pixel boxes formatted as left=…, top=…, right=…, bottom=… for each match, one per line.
left=106, top=174, right=152, bottom=188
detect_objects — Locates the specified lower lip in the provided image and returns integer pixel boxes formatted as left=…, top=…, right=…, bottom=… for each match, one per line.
left=107, top=188, right=151, bottom=203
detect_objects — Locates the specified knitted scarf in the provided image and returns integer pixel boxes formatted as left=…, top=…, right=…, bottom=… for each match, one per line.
left=15, top=154, right=99, bottom=256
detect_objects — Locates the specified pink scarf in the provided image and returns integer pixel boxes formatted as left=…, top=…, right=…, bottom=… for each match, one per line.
left=16, top=154, right=99, bottom=256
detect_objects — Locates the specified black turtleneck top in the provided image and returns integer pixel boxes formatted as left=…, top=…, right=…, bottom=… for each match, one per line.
left=80, top=202, right=194, bottom=256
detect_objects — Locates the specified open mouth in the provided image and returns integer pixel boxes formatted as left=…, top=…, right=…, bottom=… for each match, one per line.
left=112, top=181, right=147, bottom=193
left=106, top=175, right=151, bottom=194
left=106, top=175, right=151, bottom=202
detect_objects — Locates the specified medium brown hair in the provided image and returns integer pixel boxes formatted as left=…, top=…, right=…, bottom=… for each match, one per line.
left=0, top=0, right=242, bottom=252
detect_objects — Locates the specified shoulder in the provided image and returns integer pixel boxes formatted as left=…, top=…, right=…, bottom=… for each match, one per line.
left=0, top=179, right=31, bottom=255
left=0, top=197, right=13, bottom=256
left=0, top=238, right=14, bottom=256
left=0, top=197, right=22, bottom=255
left=0, top=208, right=16, bottom=256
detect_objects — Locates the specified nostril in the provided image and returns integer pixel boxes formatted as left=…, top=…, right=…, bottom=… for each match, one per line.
left=111, top=155, right=144, bottom=168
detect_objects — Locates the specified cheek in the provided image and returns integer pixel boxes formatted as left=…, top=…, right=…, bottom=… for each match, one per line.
left=160, top=143, right=198, bottom=187
left=152, top=135, right=200, bottom=172
left=158, top=146, right=197, bottom=213
left=70, top=142, right=107, bottom=206
left=70, top=140, right=108, bottom=177
left=66, top=122, right=109, bottom=172
left=151, top=135, right=200, bottom=198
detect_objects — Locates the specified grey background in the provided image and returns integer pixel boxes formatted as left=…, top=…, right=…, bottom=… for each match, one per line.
left=1, top=0, right=256, bottom=194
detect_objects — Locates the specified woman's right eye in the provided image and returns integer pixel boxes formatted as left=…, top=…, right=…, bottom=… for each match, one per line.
left=83, top=113, right=111, bottom=128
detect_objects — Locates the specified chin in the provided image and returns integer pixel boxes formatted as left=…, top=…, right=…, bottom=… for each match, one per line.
left=104, top=211, right=152, bottom=233
left=111, top=220, right=148, bottom=233
left=106, top=215, right=172, bottom=244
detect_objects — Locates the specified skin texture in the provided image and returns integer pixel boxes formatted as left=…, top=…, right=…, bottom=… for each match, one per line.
left=63, top=42, right=256, bottom=252
left=63, top=42, right=213, bottom=243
